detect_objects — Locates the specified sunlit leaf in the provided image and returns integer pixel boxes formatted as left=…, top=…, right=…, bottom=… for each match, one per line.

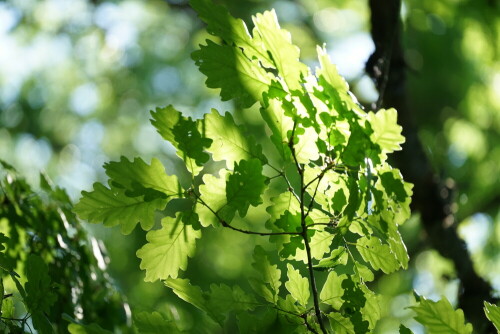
left=104, top=157, right=180, bottom=198
left=367, top=108, right=405, bottom=156
left=484, top=302, right=500, bottom=332
left=252, top=10, right=307, bottom=91
left=250, top=246, right=281, bottom=303
left=165, top=278, right=207, bottom=313
left=193, top=41, right=276, bottom=108
left=356, top=236, right=400, bottom=274
left=226, top=159, right=267, bottom=217
left=328, top=312, right=355, bottom=334
left=197, top=170, right=235, bottom=227
left=411, top=296, right=473, bottom=334
left=150, top=106, right=212, bottom=175
left=137, top=215, right=201, bottom=282
left=74, top=183, right=166, bottom=234
left=285, top=263, right=309, bottom=306
left=204, top=109, right=267, bottom=168
left=191, top=0, right=271, bottom=65
left=320, top=271, right=346, bottom=309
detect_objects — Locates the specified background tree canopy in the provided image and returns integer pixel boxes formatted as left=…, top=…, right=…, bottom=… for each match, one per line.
left=0, top=0, right=499, bottom=333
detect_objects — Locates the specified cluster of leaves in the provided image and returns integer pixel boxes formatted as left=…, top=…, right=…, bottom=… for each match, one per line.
left=0, top=160, right=129, bottom=333
left=74, top=0, right=500, bottom=333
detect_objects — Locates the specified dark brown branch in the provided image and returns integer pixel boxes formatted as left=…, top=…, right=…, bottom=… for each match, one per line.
left=366, top=0, right=497, bottom=331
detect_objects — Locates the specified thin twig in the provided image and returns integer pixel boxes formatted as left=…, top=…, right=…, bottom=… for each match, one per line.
left=195, top=195, right=301, bottom=236
left=289, top=125, right=328, bottom=334
left=304, top=172, right=327, bottom=219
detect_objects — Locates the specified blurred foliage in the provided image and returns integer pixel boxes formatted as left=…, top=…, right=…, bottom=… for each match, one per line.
left=0, top=0, right=499, bottom=333
left=0, top=160, right=129, bottom=333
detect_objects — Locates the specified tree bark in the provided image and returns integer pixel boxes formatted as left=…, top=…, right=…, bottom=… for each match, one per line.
left=366, top=0, right=497, bottom=332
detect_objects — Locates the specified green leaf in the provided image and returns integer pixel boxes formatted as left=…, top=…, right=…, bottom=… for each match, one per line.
left=150, top=106, right=212, bottom=174
left=252, top=10, right=307, bottom=91
left=191, top=0, right=271, bottom=64
left=137, top=215, right=201, bottom=282
left=320, top=271, right=346, bottom=309
left=25, top=255, right=56, bottom=334
left=266, top=190, right=300, bottom=222
left=250, top=246, right=281, bottom=303
left=316, top=46, right=349, bottom=95
left=356, top=236, right=400, bottom=274
left=260, top=98, right=294, bottom=161
left=411, top=296, right=473, bottom=334
left=484, top=302, right=500, bottom=332
left=204, top=109, right=267, bottom=168
left=378, top=167, right=408, bottom=203
left=226, top=159, right=267, bottom=217
left=193, top=41, right=276, bottom=108
left=360, top=285, right=381, bottom=330
left=25, top=254, right=56, bottom=313
left=197, top=170, right=236, bottom=227
left=295, top=228, right=334, bottom=262
left=68, top=323, right=113, bottom=334
left=133, top=311, right=180, bottom=334
left=328, top=313, right=355, bottom=334
left=315, top=46, right=363, bottom=116
left=74, top=183, right=166, bottom=234
left=165, top=278, right=208, bottom=313
left=207, top=284, right=258, bottom=325
left=316, top=247, right=347, bottom=269
left=367, top=108, right=405, bottom=156
left=294, top=125, right=321, bottom=164
left=0, top=233, right=14, bottom=271
left=276, top=294, right=306, bottom=323
left=399, top=324, right=414, bottom=334
left=104, top=157, right=180, bottom=199
left=285, top=263, right=309, bottom=307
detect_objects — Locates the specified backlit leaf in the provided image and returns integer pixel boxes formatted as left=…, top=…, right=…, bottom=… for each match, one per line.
left=252, top=10, right=307, bottom=91
left=165, top=278, right=207, bottom=313
left=320, top=271, right=346, bottom=309
left=251, top=246, right=281, bottom=303
left=484, top=302, right=500, bottom=332
left=411, top=296, right=473, bottom=334
left=356, top=236, right=400, bottom=274
left=193, top=41, right=275, bottom=108
left=150, top=106, right=212, bottom=175
left=197, top=170, right=235, bottom=227
left=328, top=312, right=355, bottom=334
left=104, top=157, right=180, bottom=198
left=74, top=183, right=166, bottom=234
left=285, top=263, right=309, bottom=307
left=226, top=159, right=267, bottom=217
left=137, top=215, right=201, bottom=282
left=204, top=109, right=267, bottom=168
left=367, top=108, right=405, bottom=156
